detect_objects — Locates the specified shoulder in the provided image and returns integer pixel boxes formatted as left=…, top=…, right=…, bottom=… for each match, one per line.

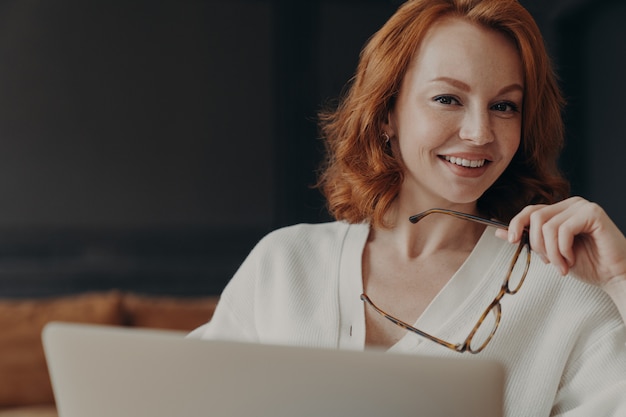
left=236, top=221, right=369, bottom=290
left=253, top=221, right=365, bottom=256
left=263, top=221, right=353, bottom=240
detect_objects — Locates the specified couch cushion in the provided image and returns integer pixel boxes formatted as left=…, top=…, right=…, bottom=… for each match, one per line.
left=0, top=291, right=124, bottom=407
left=0, top=405, right=58, bottom=417
left=121, top=293, right=218, bottom=331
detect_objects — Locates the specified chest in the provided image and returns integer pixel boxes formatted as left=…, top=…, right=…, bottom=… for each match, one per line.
left=361, top=246, right=471, bottom=349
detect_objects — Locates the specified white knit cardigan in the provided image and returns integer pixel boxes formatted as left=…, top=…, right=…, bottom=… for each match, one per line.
left=190, top=221, right=626, bottom=417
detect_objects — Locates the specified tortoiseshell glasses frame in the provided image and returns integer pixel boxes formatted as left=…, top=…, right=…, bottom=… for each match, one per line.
left=361, top=208, right=531, bottom=354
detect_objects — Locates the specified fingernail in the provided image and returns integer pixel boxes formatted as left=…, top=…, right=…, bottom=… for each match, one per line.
left=508, top=231, right=517, bottom=243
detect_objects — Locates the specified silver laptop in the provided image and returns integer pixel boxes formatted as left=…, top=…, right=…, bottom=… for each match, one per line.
left=43, top=322, right=504, bottom=417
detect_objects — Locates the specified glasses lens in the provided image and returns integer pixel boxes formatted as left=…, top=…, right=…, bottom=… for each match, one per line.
left=507, top=242, right=530, bottom=294
left=469, top=303, right=501, bottom=353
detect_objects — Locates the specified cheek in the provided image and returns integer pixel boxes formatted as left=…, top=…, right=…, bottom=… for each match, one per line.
left=504, top=136, right=520, bottom=159
left=498, top=123, right=522, bottom=162
left=395, top=112, right=452, bottom=151
left=509, top=133, right=522, bottom=159
left=395, top=133, right=435, bottom=164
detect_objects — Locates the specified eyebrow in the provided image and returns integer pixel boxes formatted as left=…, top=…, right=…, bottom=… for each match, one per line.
left=431, top=77, right=524, bottom=95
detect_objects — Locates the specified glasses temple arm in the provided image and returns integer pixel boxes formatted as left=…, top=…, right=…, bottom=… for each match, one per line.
left=360, top=294, right=464, bottom=352
left=409, top=208, right=509, bottom=230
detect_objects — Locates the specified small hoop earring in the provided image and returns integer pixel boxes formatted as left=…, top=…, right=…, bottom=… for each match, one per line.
left=382, top=132, right=390, bottom=143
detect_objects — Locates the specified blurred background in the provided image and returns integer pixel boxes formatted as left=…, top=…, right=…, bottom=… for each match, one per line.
left=0, top=0, right=623, bottom=298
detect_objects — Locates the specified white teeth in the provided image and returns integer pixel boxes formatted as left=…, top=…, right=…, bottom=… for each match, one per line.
left=444, top=155, right=486, bottom=168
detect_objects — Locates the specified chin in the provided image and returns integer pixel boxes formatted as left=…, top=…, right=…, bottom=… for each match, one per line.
left=440, top=190, right=488, bottom=207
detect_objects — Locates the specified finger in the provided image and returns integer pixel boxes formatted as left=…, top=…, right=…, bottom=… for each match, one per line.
left=557, top=219, right=576, bottom=269
left=529, top=198, right=588, bottom=273
left=494, top=228, right=508, bottom=241
left=545, top=199, right=591, bottom=268
left=541, top=213, right=572, bottom=275
left=507, top=204, right=546, bottom=244
left=527, top=209, right=549, bottom=264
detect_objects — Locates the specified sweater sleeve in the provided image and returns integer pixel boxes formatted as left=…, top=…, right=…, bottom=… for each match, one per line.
left=187, top=234, right=263, bottom=342
left=604, top=279, right=626, bottom=338
left=551, top=322, right=626, bottom=416
left=187, top=221, right=350, bottom=345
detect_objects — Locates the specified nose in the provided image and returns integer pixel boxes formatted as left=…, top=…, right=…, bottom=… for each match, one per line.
left=459, top=109, right=494, bottom=145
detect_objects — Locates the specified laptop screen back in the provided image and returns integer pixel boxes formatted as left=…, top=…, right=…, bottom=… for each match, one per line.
left=43, top=322, right=504, bottom=417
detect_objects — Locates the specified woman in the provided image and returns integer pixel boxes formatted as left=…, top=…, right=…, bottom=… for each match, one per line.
left=190, top=0, right=626, bottom=415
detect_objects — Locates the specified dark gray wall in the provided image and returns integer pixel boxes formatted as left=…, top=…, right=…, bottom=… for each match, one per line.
left=0, top=0, right=623, bottom=297
left=0, top=0, right=274, bottom=230
left=579, top=1, right=626, bottom=229
left=0, top=0, right=279, bottom=297
left=524, top=0, right=626, bottom=231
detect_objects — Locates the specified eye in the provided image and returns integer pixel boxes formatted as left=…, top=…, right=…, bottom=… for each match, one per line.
left=491, top=101, right=519, bottom=113
left=433, top=95, right=460, bottom=106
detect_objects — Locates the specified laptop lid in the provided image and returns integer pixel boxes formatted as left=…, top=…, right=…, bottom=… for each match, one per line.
left=43, top=322, right=504, bottom=417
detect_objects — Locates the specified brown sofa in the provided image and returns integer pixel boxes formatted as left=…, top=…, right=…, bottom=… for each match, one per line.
left=0, top=291, right=218, bottom=417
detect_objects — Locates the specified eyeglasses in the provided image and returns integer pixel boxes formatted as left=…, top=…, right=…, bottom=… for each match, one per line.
left=361, top=208, right=530, bottom=354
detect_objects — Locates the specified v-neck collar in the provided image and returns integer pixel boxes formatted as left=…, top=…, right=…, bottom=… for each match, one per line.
left=336, top=222, right=513, bottom=352
left=390, top=225, right=508, bottom=353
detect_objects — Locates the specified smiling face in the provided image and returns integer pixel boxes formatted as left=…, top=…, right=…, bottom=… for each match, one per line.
left=385, top=17, right=524, bottom=213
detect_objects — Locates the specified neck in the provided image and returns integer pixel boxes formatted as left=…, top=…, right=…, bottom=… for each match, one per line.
left=374, top=208, right=485, bottom=259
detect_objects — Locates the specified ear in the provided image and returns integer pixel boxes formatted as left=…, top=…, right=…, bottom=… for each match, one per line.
left=381, top=109, right=397, bottom=139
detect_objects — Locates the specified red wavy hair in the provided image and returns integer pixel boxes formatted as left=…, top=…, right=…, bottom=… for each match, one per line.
left=316, top=0, right=569, bottom=227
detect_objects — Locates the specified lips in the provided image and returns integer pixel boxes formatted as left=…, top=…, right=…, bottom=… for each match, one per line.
left=442, top=155, right=487, bottom=168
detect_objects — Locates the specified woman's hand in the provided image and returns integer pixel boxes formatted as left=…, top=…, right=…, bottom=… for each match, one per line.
left=496, top=197, right=626, bottom=290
